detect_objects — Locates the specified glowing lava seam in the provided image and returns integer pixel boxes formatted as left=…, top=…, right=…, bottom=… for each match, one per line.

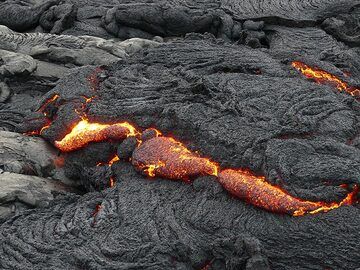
left=218, top=169, right=358, bottom=216
left=54, top=119, right=138, bottom=152
left=292, top=61, right=360, bottom=97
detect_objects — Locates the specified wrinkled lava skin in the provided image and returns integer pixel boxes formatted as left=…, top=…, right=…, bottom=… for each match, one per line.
left=132, top=137, right=218, bottom=179
left=218, top=169, right=320, bottom=215
left=2, top=0, right=360, bottom=269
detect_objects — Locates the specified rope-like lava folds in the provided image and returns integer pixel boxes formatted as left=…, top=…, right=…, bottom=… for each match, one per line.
left=132, top=137, right=218, bottom=180
left=218, top=169, right=358, bottom=216
left=55, top=119, right=137, bottom=152
left=292, top=61, right=360, bottom=97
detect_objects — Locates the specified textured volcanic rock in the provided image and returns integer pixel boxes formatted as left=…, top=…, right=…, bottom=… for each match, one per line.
left=0, top=163, right=359, bottom=269
left=0, top=24, right=161, bottom=131
left=0, top=25, right=161, bottom=66
left=33, top=36, right=360, bottom=200
left=0, top=171, right=76, bottom=220
left=0, top=0, right=59, bottom=31
left=1, top=0, right=360, bottom=269
left=1, top=0, right=359, bottom=40
left=322, top=6, right=360, bottom=47
left=265, top=26, right=346, bottom=58
left=221, top=0, right=360, bottom=22
left=0, top=131, right=72, bottom=182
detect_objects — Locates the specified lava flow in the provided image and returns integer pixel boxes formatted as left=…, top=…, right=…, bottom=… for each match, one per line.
left=41, top=115, right=358, bottom=216
left=292, top=61, right=360, bottom=97
left=55, top=119, right=138, bottom=152
left=132, top=137, right=219, bottom=180
left=218, top=169, right=358, bottom=216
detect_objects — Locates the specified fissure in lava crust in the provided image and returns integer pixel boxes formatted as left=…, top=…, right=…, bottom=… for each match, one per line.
left=30, top=114, right=359, bottom=217
left=292, top=61, right=360, bottom=97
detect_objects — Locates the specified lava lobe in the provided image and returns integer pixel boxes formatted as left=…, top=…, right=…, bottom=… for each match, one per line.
left=132, top=137, right=219, bottom=180
left=55, top=119, right=137, bottom=152
left=219, top=169, right=359, bottom=216
left=218, top=169, right=321, bottom=215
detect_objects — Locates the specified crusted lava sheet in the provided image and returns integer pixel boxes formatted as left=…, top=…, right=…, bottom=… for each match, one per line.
left=0, top=0, right=360, bottom=269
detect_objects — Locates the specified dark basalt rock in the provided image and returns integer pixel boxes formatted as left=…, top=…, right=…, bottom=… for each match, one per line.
left=0, top=163, right=359, bottom=269
left=1, top=0, right=360, bottom=269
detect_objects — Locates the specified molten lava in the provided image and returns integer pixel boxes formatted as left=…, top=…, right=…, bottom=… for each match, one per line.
left=97, top=155, right=120, bottom=167
left=218, top=169, right=358, bottom=216
left=132, top=137, right=219, bottom=180
left=54, top=119, right=138, bottom=152
left=292, top=61, right=360, bottom=97
left=35, top=110, right=357, bottom=216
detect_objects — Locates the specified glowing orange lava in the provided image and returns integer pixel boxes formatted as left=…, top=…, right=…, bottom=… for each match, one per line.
left=292, top=61, right=360, bottom=97
left=38, top=94, right=60, bottom=112
left=132, top=137, right=219, bottom=180
left=97, top=155, right=120, bottom=167
left=54, top=119, right=138, bottom=152
left=218, top=169, right=358, bottom=216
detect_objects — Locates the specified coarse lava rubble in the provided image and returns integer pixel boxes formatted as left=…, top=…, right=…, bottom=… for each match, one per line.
left=0, top=0, right=360, bottom=270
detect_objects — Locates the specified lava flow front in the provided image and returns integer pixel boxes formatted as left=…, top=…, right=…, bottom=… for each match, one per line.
left=132, top=137, right=218, bottom=180
left=292, top=61, right=360, bottom=97
left=55, top=119, right=138, bottom=152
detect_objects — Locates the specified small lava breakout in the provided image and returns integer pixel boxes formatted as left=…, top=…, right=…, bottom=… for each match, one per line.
left=292, top=61, right=360, bottom=97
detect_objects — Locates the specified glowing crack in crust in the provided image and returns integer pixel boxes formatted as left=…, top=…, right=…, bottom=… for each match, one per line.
left=292, top=61, right=360, bottom=97
left=54, top=119, right=138, bottom=152
left=132, top=137, right=219, bottom=180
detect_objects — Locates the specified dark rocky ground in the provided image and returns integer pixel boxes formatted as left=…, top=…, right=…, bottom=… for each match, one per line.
left=1, top=0, right=360, bottom=269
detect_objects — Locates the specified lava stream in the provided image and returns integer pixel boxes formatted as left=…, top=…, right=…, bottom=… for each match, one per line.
left=55, top=119, right=138, bottom=152
left=292, top=61, right=360, bottom=97
left=132, top=137, right=218, bottom=180
left=218, top=169, right=358, bottom=216
left=46, top=118, right=358, bottom=216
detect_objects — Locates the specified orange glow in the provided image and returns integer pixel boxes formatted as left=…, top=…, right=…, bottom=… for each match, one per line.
left=97, top=155, right=120, bottom=167
left=108, top=155, right=120, bottom=166
left=292, top=61, right=360, bottom=97
left=109, top=177, right=115, bottom=188
left=31, top=110, right=357, bottom=216
left=54, top=119, right=138, bottom=152
left=132, top=137, right=219, bottom=180
left=303, top=185, right=359, bottom=216
left=38, top=94, right=59, bottom=112
left=82, top=95, right=95, bottom=103
left=218, top=169, right=358, bottom=216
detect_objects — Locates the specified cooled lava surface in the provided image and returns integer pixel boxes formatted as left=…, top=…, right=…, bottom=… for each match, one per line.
left=1, top=0, right=360, bottom=270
